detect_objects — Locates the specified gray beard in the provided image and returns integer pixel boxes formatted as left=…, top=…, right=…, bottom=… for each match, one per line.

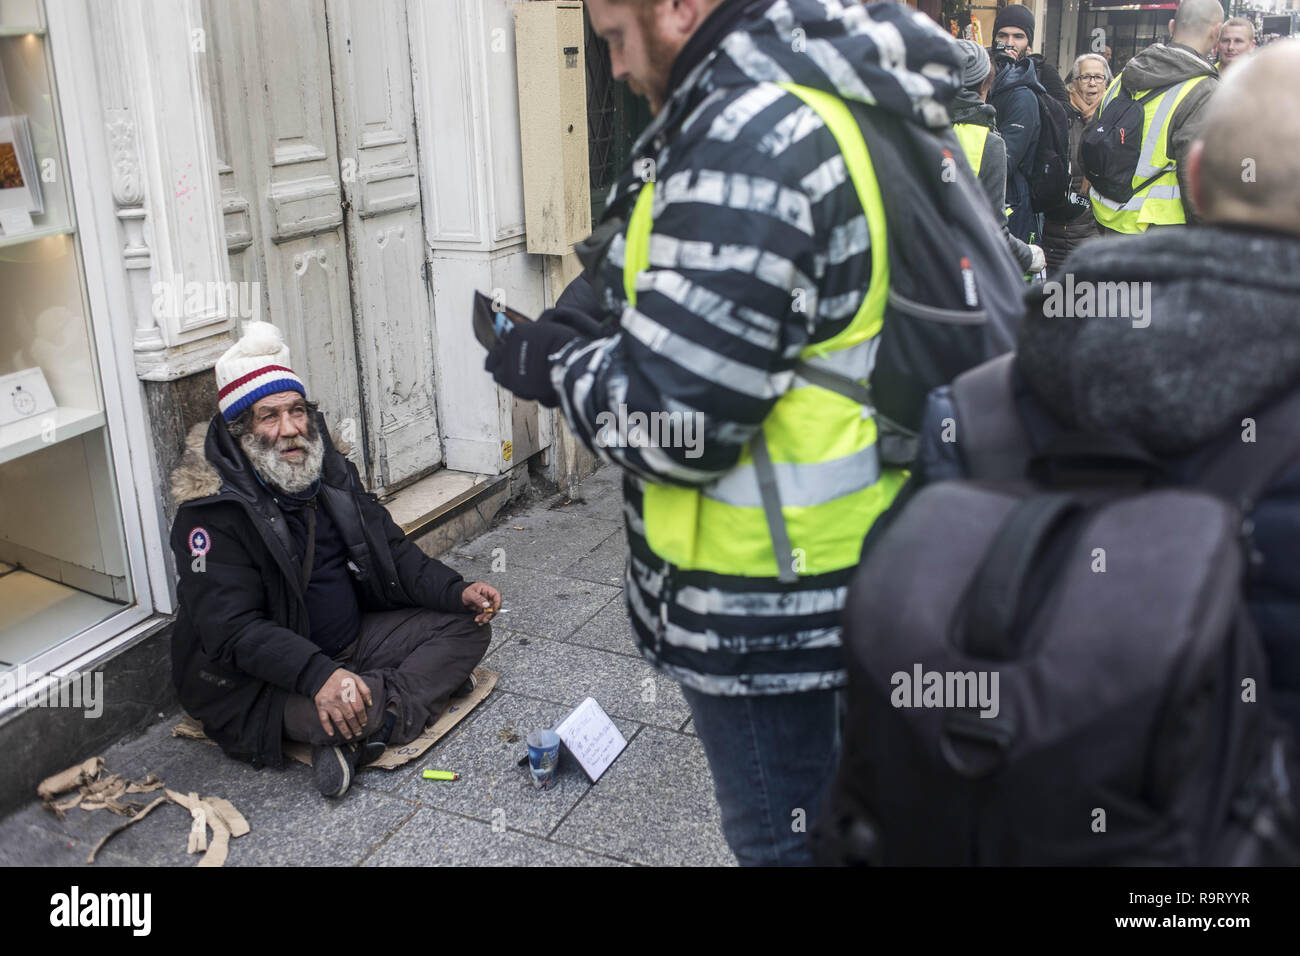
left=240, top=427, right=324, bottom=494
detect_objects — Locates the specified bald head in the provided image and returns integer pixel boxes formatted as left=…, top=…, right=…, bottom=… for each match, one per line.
left=1190, top=40, right=1300, bottom=237
left=1170, top=0, right=1224, bottom=55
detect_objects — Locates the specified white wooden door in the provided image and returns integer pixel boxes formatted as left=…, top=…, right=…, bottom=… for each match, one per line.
left=202, top=0, right=441, bottom=493
left=326, top=0, right=442, bottom=489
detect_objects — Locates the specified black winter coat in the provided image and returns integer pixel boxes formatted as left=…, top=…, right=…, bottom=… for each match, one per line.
left=918, top=225, right=1300, bottom=741
left=1042, top=100, right=1100, bottom=272
left=168, top=412, right=470, bottom=768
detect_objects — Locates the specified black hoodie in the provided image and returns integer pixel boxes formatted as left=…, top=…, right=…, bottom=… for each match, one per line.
left=990, top=55, right=1046, bottom=241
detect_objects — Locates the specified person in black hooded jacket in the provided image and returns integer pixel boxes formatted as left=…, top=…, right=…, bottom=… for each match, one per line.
left=917, top=42, right=1300, bottom=743
left=169, top=322, right=497, bottom=797
left=989, top=49, right=1043, bottom=243
left=951, top=38, right=1042, bottom=274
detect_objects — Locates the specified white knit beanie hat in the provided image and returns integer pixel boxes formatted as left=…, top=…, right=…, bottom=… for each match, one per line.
left=214, top=322, right=307, bottom=422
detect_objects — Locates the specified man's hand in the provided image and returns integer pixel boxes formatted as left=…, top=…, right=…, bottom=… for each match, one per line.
left=462, top=581, right=502, bottom=625
left=313, top=668, right=372, bottom=740
left=483, top=313, right=588, bottom=406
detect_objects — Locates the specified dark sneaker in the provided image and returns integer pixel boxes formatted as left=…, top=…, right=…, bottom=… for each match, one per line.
left=356, top=737, right=388, bottom=769
left=454, top=673, right=478, bottom=698
left=312, top=743, right=354, bottom=798
left=355, top=711, right=396, bottom=770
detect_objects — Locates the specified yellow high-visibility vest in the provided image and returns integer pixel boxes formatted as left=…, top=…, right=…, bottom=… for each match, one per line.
left=953, top=122, right=989, bottom=177
left=1090, top=75, right=1210, bottom=233
left=623, top=83, right=906, bottom=583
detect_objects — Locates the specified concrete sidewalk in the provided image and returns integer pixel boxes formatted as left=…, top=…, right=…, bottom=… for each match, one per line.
left=0, top=465, right=735, bottom=867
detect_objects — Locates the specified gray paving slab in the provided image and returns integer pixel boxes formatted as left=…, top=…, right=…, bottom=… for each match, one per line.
left=565, top=593, right=640, bottom=657
left=0, top=819, right=122, bottom=867
left=449, top=507, right=621, bottom=573
left=489, top=636, right=689, bottom=731
left=552, top=726, right=734, bottom=867
left=361, top=807, right=625, bottom=867
left=568, top=469, right=625, bottom=512
left=561, top=526, right=628, bottom=587
left=370, top=691, right=638, bottom=838
left=436, top=563, right=620, bottom=643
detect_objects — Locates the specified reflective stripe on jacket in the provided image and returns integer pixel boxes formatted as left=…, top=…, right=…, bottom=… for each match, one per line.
left=625, top=84, right=905, bottom=585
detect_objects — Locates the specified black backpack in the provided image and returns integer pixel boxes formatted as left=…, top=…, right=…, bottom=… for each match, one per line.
left=576, top=97, right=1024, bottom=467
left=815, top=355, right=1300, bottom=866
left=1081, top=82, right=1173, bottom=203
left=797, top=103, right=1023, bottom=466
left=1027, top=89, right=1083, bottom=221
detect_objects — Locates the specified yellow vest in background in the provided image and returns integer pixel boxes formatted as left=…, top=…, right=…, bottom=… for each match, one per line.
left=1090, top=75, right=1209, bottom=233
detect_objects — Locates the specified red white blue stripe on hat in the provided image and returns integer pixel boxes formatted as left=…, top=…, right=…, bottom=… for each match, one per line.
left=217, top=365, right=306, bottom=421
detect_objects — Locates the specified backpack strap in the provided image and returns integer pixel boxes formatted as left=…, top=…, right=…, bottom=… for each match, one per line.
left=1196, top=390, right=1300, bottom=513
left=966, top=493, right=1082, bottom=660
left=950, top=354, right=1032, bottom=481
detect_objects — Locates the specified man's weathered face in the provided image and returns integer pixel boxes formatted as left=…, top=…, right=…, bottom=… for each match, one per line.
left=586, top=0, right=689, bottom=115
left=239, top=391, right=324, bottom=493
left=995, top=27, right=1030, bottom=59
left=1217, top=25, right=1255, bottom=69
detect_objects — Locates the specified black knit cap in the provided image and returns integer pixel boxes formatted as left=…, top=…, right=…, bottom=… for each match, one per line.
left=992, top=4, right=1035, bottom=49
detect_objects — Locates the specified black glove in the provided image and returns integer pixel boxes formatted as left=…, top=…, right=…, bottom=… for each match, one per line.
left=546, top=306, right=608, bottom=339
left=484, top=312, right=588, bottom=407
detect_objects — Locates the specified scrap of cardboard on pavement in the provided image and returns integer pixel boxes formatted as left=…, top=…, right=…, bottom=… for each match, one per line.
left=36, top=756, right=249, bottom=866
left=172, top=666, right=497, bottom=770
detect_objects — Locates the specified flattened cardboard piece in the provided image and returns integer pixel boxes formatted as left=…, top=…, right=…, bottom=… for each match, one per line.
left=172, top=667, right=498, bottom=770
left=86, top=795, right=168, bottom=864
left=37, top=756, right=103, bottom=801
left=35, top=757, right=249, bottom=866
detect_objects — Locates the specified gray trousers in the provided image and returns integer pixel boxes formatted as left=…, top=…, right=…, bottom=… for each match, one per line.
left=282, top=607, right=491, bottom=747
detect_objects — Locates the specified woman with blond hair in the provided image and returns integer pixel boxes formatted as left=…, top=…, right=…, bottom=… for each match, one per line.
left=1042, top=53, right=1111, bottom=271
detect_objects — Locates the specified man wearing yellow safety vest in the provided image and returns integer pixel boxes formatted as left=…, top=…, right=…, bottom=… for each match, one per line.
left=951, top=38, right=1044, bottom=275
left=1088, top=0, right=1222, bottom=234
left=484, top=0, right=987, bottom=865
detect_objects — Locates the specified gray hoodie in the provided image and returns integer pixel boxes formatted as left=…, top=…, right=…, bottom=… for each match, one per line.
left=1118, top=42, right=1220, bottom=223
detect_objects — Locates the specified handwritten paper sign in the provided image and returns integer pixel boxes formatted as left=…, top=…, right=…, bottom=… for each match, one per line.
left=554, top=697, right=626, bottom=783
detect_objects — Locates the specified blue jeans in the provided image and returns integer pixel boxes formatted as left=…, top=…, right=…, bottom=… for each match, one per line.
left=682, top=685, right=842, bottom=866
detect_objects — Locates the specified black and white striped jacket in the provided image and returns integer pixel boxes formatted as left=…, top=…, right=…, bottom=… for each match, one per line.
left=553, top=0, right=963, bottom=695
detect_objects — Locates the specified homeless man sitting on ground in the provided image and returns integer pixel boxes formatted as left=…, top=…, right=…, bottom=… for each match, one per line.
left=168, top=321, right=499, bottom=798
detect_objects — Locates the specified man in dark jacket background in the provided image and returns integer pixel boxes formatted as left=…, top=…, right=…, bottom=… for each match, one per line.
left=988, top=1, right=1069, bottom=107
left=169, top=322, right=498, bottom=798
left=989, top=6, right=1044, bottom=243
left=918, top=40, right=1300, bottom=742
left=951, top=38, right=1042, bottom=274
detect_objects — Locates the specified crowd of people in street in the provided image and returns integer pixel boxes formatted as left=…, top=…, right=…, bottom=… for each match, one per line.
left=167, top=0, right=1300, bottom=867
